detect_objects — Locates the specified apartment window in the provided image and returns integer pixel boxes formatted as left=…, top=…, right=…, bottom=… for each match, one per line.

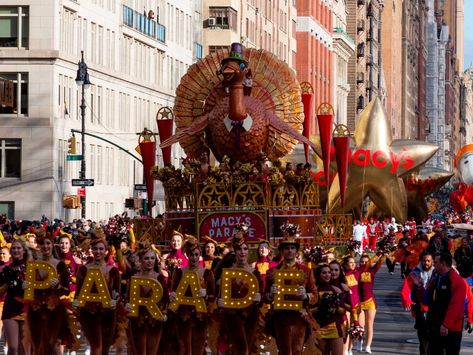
left=0, top=73, right=28, bottom=115
left=208, top=45, right=228, bottom=54
left=0, top=6, right=28, bottom=48
left=0, top=139, right=21, bottom=178
left=0, top=201, right=14, bottom=218
left=208, top=7, right=237, bottom=31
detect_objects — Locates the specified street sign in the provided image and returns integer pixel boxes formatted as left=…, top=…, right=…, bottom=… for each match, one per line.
left=72, top=179, right=94, bottom=187
left=77, top=187, right=86, bottom=197
left=67, top=154, right=82, bottom=161
left=134, top=184, right=147, bottom=191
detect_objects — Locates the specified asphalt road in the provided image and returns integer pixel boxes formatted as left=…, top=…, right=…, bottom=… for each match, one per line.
left=371, top=264, right=473, bottom=355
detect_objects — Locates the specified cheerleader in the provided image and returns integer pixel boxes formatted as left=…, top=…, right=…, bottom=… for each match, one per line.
left=126, top=239, right=168, bottom=355
left=0, top=239, right=29, bottom=355
left=74, top=230, right=121, bottom=355
left=313, top=263, right=351, bottom=355
left=202, top=236, right=220, bottom=271
left=171, top=237, right=215, bottom=355
left=358, top=253, right=385, bottom=354
left=56, top=234, right=82, bottom=293
left=342, top=256, right=361, bottom=354
left=251, top=239, right=276, bottom=292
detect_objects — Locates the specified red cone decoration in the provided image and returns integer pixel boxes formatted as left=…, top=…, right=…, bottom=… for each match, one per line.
left=300, top=82, right=313, bottom=163
left=317, top=103, right=335, bottom=185
left=139, top=129, right=156, bottom=216
left=333, top=125, right=351, bottom=208
left=156, top=107, right=174, bottom=165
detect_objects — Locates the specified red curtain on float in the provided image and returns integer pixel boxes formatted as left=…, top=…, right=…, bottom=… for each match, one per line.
left=301, top=96, right=312, bottom=162
left=156, top=119, right=173, bottom=165
left=139, top=139, right=156, bottom=216
left=316, top=104, right=334, bottom=185
left=333, top=135, right=350, bottom=208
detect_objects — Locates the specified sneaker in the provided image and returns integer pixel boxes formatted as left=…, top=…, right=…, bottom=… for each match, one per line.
left=389, top=271, right=394, bottom=275
left=365, top=346, right=372, bottom=354
left=347, top=351, right=353, bottom=355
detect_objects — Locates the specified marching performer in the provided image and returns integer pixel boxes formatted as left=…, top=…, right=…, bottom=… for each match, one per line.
left=342, top=256, right=361, bottom=354
left=313, top=263, right=352, bottom=355
left=171, top=236, right=215, bottom=355
left=217, top=225, right=262, bottom=355
left=126, top=238, right=168, bottom=355
left=74, top=230, right=121, bottom=355
left=24, top=230, right=75, bottom=354
left=265, top=222, right=317, bottom=354
left=358, top=253, right=385, bottom=354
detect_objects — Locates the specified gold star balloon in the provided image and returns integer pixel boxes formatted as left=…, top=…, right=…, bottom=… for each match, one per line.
left=327, top=98, right=438, bottom=221
left=403, top=167, right=453, bottom=219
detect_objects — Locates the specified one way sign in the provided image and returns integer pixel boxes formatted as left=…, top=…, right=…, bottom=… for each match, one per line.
left=72, top=179, right=95, bottom=187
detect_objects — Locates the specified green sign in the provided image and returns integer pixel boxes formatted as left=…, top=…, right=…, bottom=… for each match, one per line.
left=66, top=154, right=82, bottom=161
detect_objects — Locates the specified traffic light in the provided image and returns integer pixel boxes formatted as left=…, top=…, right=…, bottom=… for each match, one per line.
left=68, top=135, right=76, bottom=154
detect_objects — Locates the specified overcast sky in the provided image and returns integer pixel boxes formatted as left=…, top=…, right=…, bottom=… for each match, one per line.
left=465, top=2, right=473, bottom=70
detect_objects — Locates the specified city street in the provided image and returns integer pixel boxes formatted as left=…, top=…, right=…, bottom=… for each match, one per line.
left=372, top=265, right=473, bottom=355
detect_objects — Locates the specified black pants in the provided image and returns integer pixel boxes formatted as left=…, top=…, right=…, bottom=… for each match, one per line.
left=428, top=328, right=462, bottom=355
left=414, top=314, right=429, bottom=355
left=386, top=258, right=396, bottom=273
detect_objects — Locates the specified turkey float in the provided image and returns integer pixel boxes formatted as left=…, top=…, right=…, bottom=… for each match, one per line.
left=160, top=42, right=316, bottom=163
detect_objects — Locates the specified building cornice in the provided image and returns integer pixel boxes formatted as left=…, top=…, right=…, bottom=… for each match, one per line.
left=296, top=16, right=332, bottom=49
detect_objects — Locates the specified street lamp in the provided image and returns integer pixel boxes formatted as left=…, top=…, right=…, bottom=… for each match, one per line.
left=75, top=50, right=91, bottom=219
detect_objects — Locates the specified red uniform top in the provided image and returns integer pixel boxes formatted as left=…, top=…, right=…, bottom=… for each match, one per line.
left=344, top=268, right=361, bottom=306
left=359, top=256, right=384, bottom=302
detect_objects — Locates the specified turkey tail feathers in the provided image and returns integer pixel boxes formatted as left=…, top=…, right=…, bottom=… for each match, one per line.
left=172, top=47, right=304, bottom=160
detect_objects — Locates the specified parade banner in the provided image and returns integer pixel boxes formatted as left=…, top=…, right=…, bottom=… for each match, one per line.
left=199, top=211, right=267, bottom=242
left=24, top=261, right=303, bottom=311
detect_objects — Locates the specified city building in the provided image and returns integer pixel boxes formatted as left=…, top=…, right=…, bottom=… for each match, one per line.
left=0, top=0, right=201, bottom=220
left=401, top=0, right=421, bottom=139
left=294, top=0, right=333, bottom=135
left=417, top=0, right=427, bottom=141
left=460, top=67, right=473, bottom=148
left=202, top=0, right=297, bottom=66
left=346, top=0, right=384, bottom=132
left=380, top=0, right=402, bottom=138
left=425, top=0, right=463, bottom=171
left=425, top=0, right=449, bottom=169
left=332, top=0, right=356, bottom=126
left=443, top=0, right=463, bottom=167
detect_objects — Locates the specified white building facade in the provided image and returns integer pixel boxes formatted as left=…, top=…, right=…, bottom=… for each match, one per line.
left=0, top=0, right=200, bottom=220
left=332, top=0, right=355, bottom=126
left=202, top=0, right=297, bottom=68
left=425, top=0, right=448, bottom=170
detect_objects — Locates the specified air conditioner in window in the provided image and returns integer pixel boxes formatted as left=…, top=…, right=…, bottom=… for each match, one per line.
left=208, top=17, right=217, bottom=26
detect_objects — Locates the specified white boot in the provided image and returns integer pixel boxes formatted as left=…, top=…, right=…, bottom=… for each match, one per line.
left=358, top=339, right=363, bottom=352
